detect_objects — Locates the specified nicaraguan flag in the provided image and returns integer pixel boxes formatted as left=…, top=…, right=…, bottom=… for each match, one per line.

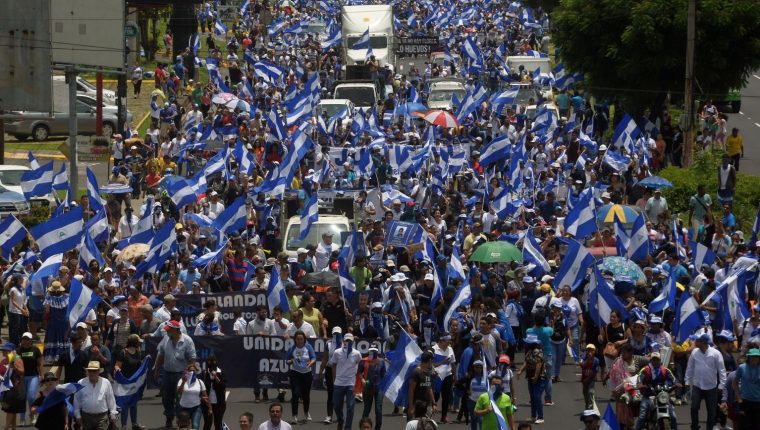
left=522, top=227, right=550, bottom=277
left=461, top=36, right=483, bottom=69
left=379, top=329, right=423, bottom=406
left=443, top=281, right=472, bottom=331
left=79, top=231, right=105, bottom=271
left=649, top=270, right=677, bottom=314
left=203, top=148, right=228, bottom=178
left=614, top=214, right=630, bottom=257
left=627, top=212, right=650, bottom=261
left=611, top=114, right=640, bottom=151
left=27, top=151, right=40, bottom=169
left=214, top=19, right=227, bottom=36
left=351, top=28, right=370, bottom=50
left=690, top=240, right=716, bottom=271
left=52, top=164, right=68, bottom=191
left=131, top=222, right=176, bottom=279
left=0, top=215, right=28, bottom=260
left=114, top=356, right=152, bottom=409
left=673, top=290, right=705, bottom=342
left=447, top=246, right=465, bottom=282
left=601, top=403, right=621, bottom=430
left=36, top=383, right=83, bottom=414
left=750, top=203, right=760, bottom=244
left=554, top=237, right=594, bottom=291
left=564, top=190, right=597, bottom=239
left=190, top=33, right=200, bottom=55
left=30, top=206, right=84, bottom=260
left=588, top=265, right=629, bottom=326
left=29, top=253, right=62, bottom=293
left=456, top=84, right=488, bottom=122
left=212, top=196, right=247, bottom=234
left=193, top=239, right=228, bottom=268
left=672, top=219, right=687, bottom=260
left=167, top=178, right=199, bottom=209
left=603, top=150, right=631, bottom=172
left=321, top=26, right=342, bottom=50
left=266, top=263, right=289, bottom=315
left=266, top=109, right=288, bottom=142
left=491, top=87, right=519, bottom=113
left=299, top=194, right=319, bottom=241
left=21, top=161, right=54, bottom=200
left=479, top=134, right=510, bottom=167
left=67, top=278, right=102, bottom=328
left=285, top=102, right=313, bottom=127
left=86, top=168, right=105, bottom=212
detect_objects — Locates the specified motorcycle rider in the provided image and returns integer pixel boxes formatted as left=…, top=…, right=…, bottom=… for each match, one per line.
left=634, top=351, right=677, bottom=430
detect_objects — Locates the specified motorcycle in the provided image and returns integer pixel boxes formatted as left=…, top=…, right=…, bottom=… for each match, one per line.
left=644, top=384, right=675, bottom=430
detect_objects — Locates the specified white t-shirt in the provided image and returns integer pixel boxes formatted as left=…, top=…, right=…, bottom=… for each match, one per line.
left=328, top=347, right=362, bottom=387
left=9, top=286, right=26, bottom=314
left=233, top=317, right=248, bottom=335
left=178, top=377, right=206, bottom=408
left=286, top=321, right=317, bottom=338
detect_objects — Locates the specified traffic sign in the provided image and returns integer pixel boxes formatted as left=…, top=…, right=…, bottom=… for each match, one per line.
left=125, top=22, right=139, bottom=38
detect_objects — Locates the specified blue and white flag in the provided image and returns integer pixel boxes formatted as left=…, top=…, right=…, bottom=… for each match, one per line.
left=29, top=254, right=63, bottom=293
left=266, top=263, right=289, bottom=315
left=522, top=227, right=550, bottom=277
left=52, top=164, right=68, bottom=191
left=67, top=278, right=102, bottom=329
left=286, top=102, right=313, bottom=126
left=456, top=84, right=488, bottom=122
left=649, top=270, right=677, bottom=314
left=461, top=36, right=483, bottom=70
left=193, top=239, right=228, bottom=268
left=299, top=194, right=319, bottom=241
left=614, top=214, right=630, bottom=257
left=321, top=26, right=342, bottom=50
left=21, top=161, right=54, bottom=200
left=27, top=151, right=40, bottom=169
left=448, top=246, right=465, bottom=282
left=189, top=33, right=200, bottom=55
left=751, top=203, right=760, bottom=244
left=724, top=271, right=750, bottom=330
left=351, top=28, right=370, bottom=50
left=602, top=403, right=621, bottom=430
left=611, top=114, right=640, bottom=151
left=30, top=206, right=83, bottom=260
left=690, top=241, right=716, bottom=271
left=0, top=215, right=28, bottom=260
left=554, top=237, right=594, bottom=291
left=443, top=281, right=472, bottom=331
left=588, top=265, right=629, bottom=326
left=627, top=212, right=650, bottom=261
left=212, top=196, right=247, bottom=234
left=380, top=329, right=423, bottom=406
left=36, top=383, right=83, bottom=414
left=564, top=190, right=597, bottom=238
left=114, top=356, right=152, bottom=409
left=673, top=291, right=705, bottom=343
left=79, top=231, right=105, bottom=271
left=603, top=150, right=631, bottom=172
left=131, top=222, right=177, bottom=280
left=167, top=178, right=199, bottom=209
left=479, top=134, right=511, bottom=167
left=672, top=220, right=687, bottom=260
left=491, top=87, right=519, bottom=113
left=214, top=19, right=227, bottom=36
left=481, top=352, right=509, bottom=430
left=86, top=168, right=105, bottom=212
left=254, top=60, right=285, bottom=84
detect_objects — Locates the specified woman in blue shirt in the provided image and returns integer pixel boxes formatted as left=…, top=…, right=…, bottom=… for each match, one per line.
left=733, top=348, right=760, bottom=428
left=286, top=331, right=317, bottom=424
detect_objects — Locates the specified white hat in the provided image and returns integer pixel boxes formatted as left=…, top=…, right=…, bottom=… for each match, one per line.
left=296, top=248, right=308, bottom=255
left=332, top=326, right=342, bottom=334
left=344, top=333, right=355, bottom=341
left=424, top=273, right=434, bottom=281
left=601, top=192, right=611, bottom=199
left=75, top=322, right=89, bottom=329
left=598, top=145, right=608, bottom=151
left=21, top=332, right=33, bottom=340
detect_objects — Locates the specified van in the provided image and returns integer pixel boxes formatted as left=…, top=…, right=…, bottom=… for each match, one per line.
left=427, top=79, right=466, bottom=111
left=53, top=75, right=117, bottom=105
left=333, top=82, right=378, bottom=110
left=282, top=215, right=352, bottom=258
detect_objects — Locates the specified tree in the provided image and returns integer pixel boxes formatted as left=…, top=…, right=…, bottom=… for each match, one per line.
left=169, top=2, right=199, bottom=60
left=553, top=0, right=760, bottom=114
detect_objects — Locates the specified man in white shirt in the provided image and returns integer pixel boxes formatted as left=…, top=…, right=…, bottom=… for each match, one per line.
left=246, top=305, right=276, bottom=335
left=685, top=333, right=727, bottom=430
left=315, top=232, right=339, bottom=272
left=155, top=294, right=177, bottom=323
left=258, top=403, right=292, bottom=430
left=286, top=309, right=317, bottom=338
left=74, top=361, right=118, bottom=430
left=329, top=333, right=362, bottom=430
left=207, top=191, right=226, bottom=218
left=645, top=190, right=669, bottom=222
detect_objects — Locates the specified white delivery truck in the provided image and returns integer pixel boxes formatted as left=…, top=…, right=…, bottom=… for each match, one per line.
left=341, top=4, right=395, bottom=66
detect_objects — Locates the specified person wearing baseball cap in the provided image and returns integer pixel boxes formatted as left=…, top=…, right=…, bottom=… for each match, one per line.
left=328, top=331, right=362, bottom=430
left=734, top=348, right=760, bottom=425
left=154, top=319, right=197, bottom=429
left=635, top=349, right=677, bottom=430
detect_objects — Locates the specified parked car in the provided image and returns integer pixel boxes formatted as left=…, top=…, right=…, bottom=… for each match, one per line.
left=76, top=94, right=133, bottom=120
left=0, top=185, right=30, bottom=219
left=0, top=165, right=55, bottom=206
left=5, top=101, right=121, bottom=141
left=52, top=75, right=117, bottom=105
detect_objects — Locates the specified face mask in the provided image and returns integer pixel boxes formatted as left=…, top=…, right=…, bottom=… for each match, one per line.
left=493, top=386, right=503, bottom=397
left=369, top=351, right=377, bottom=360
left=345, top=340, right=353, bottom=357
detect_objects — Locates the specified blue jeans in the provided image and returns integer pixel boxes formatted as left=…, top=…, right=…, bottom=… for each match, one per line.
left=544, top=360, right=553, bottom=402
left=120, top=405, right=138, bottom=427
left=528, top=380, right=546, bottom=420
left=162, top=371, right=183, bottom=418
left=180, top=405, right=202, bottom=429
left=467, top=399, right=481, bottom=430
left=569, top=325, right=581, bottom=362
left=551, top=340, right=566, bottom=377
left=334, top=385, right=356, bottom=430
left=21, top=375, right=40, bottom=420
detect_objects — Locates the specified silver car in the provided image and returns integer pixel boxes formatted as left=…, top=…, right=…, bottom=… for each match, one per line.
left=5, top=100, right=123, bottom=141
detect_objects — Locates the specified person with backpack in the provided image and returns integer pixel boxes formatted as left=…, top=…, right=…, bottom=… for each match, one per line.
left=634, top=352, right=677, bottom=430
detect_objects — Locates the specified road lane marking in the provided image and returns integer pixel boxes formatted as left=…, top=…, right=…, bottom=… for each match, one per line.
left=754, top=122, right=760, bottom=128
left=754, top=74, right=760, bottom=80
left=739, top=111, right=744, bottom=115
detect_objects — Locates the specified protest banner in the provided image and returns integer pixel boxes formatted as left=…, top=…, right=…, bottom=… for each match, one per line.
left=175, top=291, right=267, bottom=334
left=145, top=335, right=380, bottom=389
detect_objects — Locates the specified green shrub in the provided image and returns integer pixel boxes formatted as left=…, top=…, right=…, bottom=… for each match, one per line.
left=659, top=149, right=760, bottom=232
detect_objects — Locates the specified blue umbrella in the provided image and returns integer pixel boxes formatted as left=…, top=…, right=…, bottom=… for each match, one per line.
left=637, top=176, right=673, bottom=189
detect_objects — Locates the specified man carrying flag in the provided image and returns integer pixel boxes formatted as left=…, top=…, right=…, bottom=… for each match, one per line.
left=473, top=373, right=515, bottom=430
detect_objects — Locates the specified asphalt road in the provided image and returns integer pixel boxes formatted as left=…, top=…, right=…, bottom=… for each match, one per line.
left=725, top=73, right=760, bottom=176
left=122, top=355, right=705, bottom=430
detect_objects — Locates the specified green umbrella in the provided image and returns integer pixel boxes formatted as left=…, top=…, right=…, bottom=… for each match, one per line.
left=469, top=241, right=523, bottom=263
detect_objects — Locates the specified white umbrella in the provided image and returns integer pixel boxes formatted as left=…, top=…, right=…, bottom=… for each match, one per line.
left=224, top=97, right=241, bottom=109
left=212, top=92, right=237, bottom=105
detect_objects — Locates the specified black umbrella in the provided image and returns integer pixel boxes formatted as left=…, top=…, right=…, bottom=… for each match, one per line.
left=301, top=271, right=341, bottom=287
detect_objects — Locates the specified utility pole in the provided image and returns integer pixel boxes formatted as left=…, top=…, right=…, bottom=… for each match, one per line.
left=682, top=0, right=696, bottom=167
left=66, top=65, right=79, bottom=196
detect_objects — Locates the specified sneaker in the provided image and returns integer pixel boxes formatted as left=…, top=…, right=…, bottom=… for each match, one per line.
left=355, top=394, right=363, bottom=402
left=291, top=416, right=299, bottom=425
left=675, top=399, right=682, bottom=406
left=323, top=416, right=332, bottom=424
left=255, top=395, right=261, bottom=403
left=305, top=413, right=312, bottom=422
left=544, top=401, right=554, bottom=406
left=534, top=419, right=545, bottom=424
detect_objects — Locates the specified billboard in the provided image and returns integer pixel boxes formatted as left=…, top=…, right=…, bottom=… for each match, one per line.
left=0, top=0, right=53, bottom=112
left=51, top=0, right=125, bottom=69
